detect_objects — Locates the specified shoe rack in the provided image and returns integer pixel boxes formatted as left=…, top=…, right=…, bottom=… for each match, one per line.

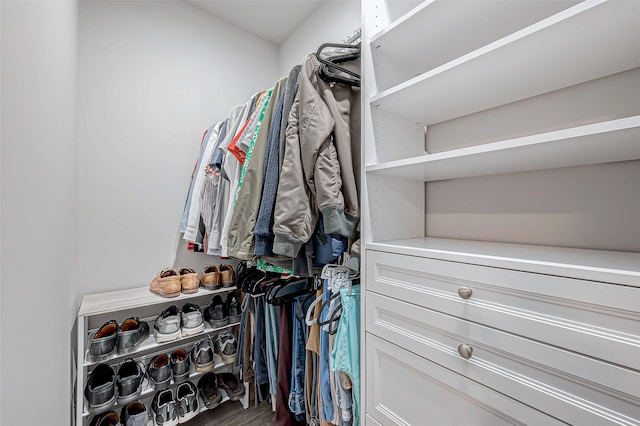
left=74, top=285, right=245, bottom=426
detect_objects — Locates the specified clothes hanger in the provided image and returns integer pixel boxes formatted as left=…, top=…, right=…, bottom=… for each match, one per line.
left=266, top=277, right=314, bottom=306
left=315, top=42, right=361, bottom=87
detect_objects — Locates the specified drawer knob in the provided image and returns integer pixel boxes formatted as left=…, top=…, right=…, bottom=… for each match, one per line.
left=457, top=287, right=473, bottom=299
left=458, top=344, right=473, bottom=360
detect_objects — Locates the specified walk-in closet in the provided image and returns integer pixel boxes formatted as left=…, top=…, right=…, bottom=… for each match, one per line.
left=1, top=1, right=639, bottom=426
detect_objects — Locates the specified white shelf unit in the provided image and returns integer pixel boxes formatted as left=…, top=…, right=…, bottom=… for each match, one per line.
left=369, top=0, right=640, bottom=164
left=369, top=0, right=577, bottom=92
left=75, top=286, right=243, bottom=426
left=361, top=0, right=640, bottom=424
left=366, top=116, right=640, bottom=181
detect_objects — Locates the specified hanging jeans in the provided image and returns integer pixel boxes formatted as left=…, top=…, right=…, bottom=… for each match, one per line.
left=265, top=302, right=280, bottom=396
left=289, top=295, right=310, bottom=420
left=319, top=281, right=335, bottom=423
left=331, top=287, right=361, bottom=426
left=254, top=296, right=270, bottom=404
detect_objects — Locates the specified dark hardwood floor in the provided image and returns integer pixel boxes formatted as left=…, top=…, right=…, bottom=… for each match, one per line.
left=185, top=400, right=275, bottom=426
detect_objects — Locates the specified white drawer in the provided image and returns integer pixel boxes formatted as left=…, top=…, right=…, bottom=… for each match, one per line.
left=367, top=292, right=640, bottom=425
left=366, top=333, right=560, bottom=426
left=366, top=250, right=640, bottom=370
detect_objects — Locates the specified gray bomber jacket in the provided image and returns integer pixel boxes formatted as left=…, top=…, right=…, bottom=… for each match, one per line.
left=272, top=53, right=360, bottom=258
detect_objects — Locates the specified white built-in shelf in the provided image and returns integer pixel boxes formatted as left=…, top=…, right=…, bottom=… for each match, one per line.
left=370, top=1, right=640, bottom=125
left=79, top=286, right=235, bottom=317
left=367, top=237, right=640, bottom=288
left=84, top=320, right=240, bottom=368
left=369, top=0, right=574, bottom=91
left=366, top=116, right=640, bottom=181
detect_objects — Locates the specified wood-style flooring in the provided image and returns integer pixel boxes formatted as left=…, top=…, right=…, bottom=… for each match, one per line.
left=184, top=400, right=275, bottom=426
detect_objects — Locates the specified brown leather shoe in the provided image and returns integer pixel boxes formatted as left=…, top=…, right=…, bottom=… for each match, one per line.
left=149, top=268, right=181, bottom=298
left=220, top=264, right=235, bottom=288
left=199, top=265, right=221, bottom=290
left=179, top=266, right=199, bottom=294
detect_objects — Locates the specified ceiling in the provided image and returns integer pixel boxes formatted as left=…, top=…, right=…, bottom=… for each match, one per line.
left=185, top=0, right=324, bottom=45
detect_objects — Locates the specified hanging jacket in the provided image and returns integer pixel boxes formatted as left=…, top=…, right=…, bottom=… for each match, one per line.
left=183, top=121, right=222, bottom=243
left=220, top=91, right=269, bottom=257
left=272, top=53, right=360, bottom=258
left=227, top=77, right=287, bottom=260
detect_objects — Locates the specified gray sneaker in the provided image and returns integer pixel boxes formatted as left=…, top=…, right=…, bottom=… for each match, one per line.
left=85, top=364, right=117, bottom=415
left=180, top=303, right=204, bottom=337
left=191, top=337, right=215, bottom=372
left=170, top=348, right=191, bottom=384
left=117, top=317, right=150, bottom=355
left=154, top=305, right=181, bottom=343
left=214, top=330, right=237, bottom=364
left=116, top=359, right=144, bottom=405
left=89, top=320, right=118, bottom=362
left=151, top=389, right=178, bottom=426
left=120, top=401, right=148, bottom=426
left=176, top=381, right=199, bottom=423
left=147, top=353, right=172, bottom=391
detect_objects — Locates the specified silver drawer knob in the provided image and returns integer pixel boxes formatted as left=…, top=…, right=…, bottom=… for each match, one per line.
left=458, top=344, right=473, bottom=359
left=458, top=287, right=473, bottom=299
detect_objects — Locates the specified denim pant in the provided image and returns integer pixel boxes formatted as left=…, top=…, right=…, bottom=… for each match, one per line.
left=254, top=295, right=269, bottom=399
left=331, top=287, right=361, bottom=426
left=289, top=295, right=309, bottom=420
left=265, top=302, right=280, bottom=396
left=320, top=281, right=335, bottom=423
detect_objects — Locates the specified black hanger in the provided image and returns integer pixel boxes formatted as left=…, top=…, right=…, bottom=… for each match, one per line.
left=267, top=277, right=315, bottom=306
left=315, top=42, right=361, bottom=87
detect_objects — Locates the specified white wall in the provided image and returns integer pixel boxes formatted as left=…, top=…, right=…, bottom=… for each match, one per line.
left=78, top=1, right=280, bottom=296
left=1, top=1, right=79, bottom=425
left=279, top=0, right=361, bottom=75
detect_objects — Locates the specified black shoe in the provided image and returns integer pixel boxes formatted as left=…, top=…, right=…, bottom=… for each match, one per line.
left=89, top=410, right=120, bottom=426
left=197, top=372, right=222, bottom=409
left=204, top=295, right=228, bottom=328
left=85, top=364, right=117, bottom=415
left=147, top=353, right=172, bottom=390
left=216, top=372, right=245, bottom=401
left=116, top=359, right=144, bottom=405
left=224, top=292, right=241, bottom=324
left=117, top=317, right=150, bottom=355
left=170, top=348, right=191, bottom=384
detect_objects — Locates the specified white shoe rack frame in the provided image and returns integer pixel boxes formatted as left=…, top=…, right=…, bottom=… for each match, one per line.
left=74, top=286, right=248, bottom=426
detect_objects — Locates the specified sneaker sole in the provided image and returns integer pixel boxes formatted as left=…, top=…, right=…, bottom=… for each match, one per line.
left=87, top=347, right=117, bottom=363
left=117, top=387, right=142, bottom=406
left=220, top=353, right=236, bottom=364
left=150, top=289, right=181, bottom=298
left=154, top=328, right=182, bottom=343
left=181, top=287, right=199, bottom=294
left=152, top=409, right=179, bottom=426
left=87, top=393, right=117, bottom=415
left=202, top=393, right=222, bottom=409
left=181, top=323, right=205, bottom=337
left=228, top=314, right=241, bottom=324
left=117, top=335, right=147, bottom=355
left=194, top=362, right=216, bottom=373
left=201, top=284, right=222, bottom=291
left=221, top=282, right=235, bottom=288
left=178, top=409, right=198, bottom=423
left=208, top=318, right=228, bottom=329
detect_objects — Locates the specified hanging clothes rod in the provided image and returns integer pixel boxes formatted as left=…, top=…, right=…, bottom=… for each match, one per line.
left=343, top=28, right=361, bottom=45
